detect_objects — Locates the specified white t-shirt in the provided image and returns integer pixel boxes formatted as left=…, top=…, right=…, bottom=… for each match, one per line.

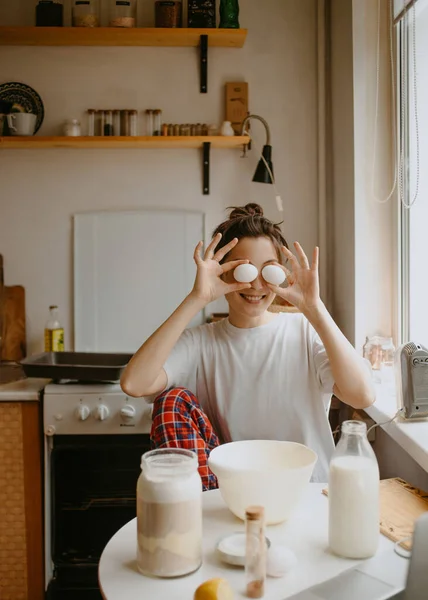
left=164, top=312, right=336, bottom=482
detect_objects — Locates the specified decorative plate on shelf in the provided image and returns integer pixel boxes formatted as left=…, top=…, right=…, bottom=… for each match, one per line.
left=0, top=82, right=44, bottom=134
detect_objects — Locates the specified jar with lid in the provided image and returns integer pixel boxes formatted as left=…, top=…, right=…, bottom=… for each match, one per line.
left=113, top=110, right=121, bottom=136
left=129, top=110, right=138, bottom=136
left=155, top=1, right=182, bottom=27
left=63, top=119, right=81, bottom=136
left=153, top=109, right=162, bottom=136
left=109, top=0, right=136, bottom=27
left=145, top=110, right=154, bottom=136
left=137, top=448, right=202, bottom=577
left=245, top=506, right=266, bottom=599
left=36, top=1, right=63, bottom=26
left=87, top=109, right=95, bottom=136
left=328, top=420, right=379, bottom=559
left=104, top=111, right=113, bottom=136
left=72, top=0, right=99, bottom=27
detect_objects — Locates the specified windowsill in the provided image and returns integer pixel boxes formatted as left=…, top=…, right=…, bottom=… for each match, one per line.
left=364, top=382, right=428, bottom=473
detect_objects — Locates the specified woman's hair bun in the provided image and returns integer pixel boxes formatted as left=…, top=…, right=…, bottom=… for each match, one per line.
left=229, top=203, right=264, bottom=219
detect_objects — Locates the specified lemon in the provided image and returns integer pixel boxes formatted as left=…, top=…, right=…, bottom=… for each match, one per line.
left=194, top=578, right=234, bottom=600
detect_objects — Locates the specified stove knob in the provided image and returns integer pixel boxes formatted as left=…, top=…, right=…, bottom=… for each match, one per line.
left=45, top=425, right=56, bottom=436
left=76, top=405, right=90, bottom=421
left=95, top=404, right=110, bottom=421
left=120, top=405, right=136, bottom=421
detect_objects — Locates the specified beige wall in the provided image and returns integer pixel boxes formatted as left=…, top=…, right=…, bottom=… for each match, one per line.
left=328, top=0, right=396, bottom=350
left=0, top=0, right=321, bottom=354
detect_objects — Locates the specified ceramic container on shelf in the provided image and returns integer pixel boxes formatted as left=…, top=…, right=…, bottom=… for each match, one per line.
left=63, top=119, right=82, bottom=136
left=220, top=121, right=235, bottom=136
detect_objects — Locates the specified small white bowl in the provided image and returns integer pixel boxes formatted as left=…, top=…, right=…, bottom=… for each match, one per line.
left=208, top=440, right=317, bottom=525
left=216, top=532, right=271, bottom=567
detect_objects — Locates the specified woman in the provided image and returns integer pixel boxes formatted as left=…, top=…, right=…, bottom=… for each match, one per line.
left=121, top=204, right=374, bottom=487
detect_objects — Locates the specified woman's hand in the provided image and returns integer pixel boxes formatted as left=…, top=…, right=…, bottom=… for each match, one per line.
left=190, top=233, right=251, bottom=304
left=267, top=242, right=321, bottom=314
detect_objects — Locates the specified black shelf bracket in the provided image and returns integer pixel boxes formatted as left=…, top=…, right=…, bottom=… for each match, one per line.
left=203, top=141, right=211, bottom=195
left=200, top=34, right=208, bottom=93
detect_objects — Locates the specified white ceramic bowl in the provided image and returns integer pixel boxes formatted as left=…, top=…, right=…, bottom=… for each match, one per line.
left=208, top=440, right=317, bottom=525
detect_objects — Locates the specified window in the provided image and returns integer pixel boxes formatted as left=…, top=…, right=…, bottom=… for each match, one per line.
left=397, top=0, right=428, bottom=344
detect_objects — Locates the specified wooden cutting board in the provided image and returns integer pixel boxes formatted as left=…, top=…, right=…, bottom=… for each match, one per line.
left=1, top=285, right=26, bottom=362
left=323, top=477, right=428, bottom=550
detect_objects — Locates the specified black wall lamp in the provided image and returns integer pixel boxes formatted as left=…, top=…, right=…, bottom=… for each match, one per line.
left=241, top=114, right=274, bottom=184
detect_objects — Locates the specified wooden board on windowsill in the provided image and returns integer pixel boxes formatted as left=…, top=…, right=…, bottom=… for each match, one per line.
left=0, top=27, right=247, bottom=48
left=323, top=477, right=428, bottom=550
left=0, top=135, right=250, bottom=150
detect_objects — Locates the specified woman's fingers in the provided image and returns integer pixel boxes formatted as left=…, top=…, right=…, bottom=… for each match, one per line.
left=311, top=246, right=319, bottom=271
left=221, top=258, right=249, bottom=273
left=214, top=237, right=239, bottom=262
left=204, top=232, right=222, bottom=260
left=193, top=241, right=204, bottom=265
left=293, top=242, right=310, bottom=269
left=281, top=245, right=299, bottom=270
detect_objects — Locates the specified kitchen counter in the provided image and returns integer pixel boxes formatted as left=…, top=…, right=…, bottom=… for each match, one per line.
left=0, top=377, right=50, bottom=401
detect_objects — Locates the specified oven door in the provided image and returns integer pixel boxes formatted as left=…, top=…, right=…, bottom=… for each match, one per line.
left=49, top=434, right=151, bottom=596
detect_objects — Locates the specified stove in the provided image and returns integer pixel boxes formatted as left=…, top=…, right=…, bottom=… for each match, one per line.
left=43, top=382, right=152, bottom=599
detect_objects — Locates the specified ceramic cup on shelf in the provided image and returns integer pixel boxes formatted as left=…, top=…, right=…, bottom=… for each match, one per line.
left=6, top=113, right=37, bottom=136
left=220, top=121, right=235, bottom=136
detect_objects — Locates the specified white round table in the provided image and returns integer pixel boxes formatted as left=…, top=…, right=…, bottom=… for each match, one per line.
left=99, top=483, right=395, bottom=600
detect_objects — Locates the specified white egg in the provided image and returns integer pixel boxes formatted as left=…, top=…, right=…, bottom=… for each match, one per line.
left=233, top=263, right=258, bottom=283
left=266, top=545, right=298, bottom=578
left=262, top=265, right=286, bottom=285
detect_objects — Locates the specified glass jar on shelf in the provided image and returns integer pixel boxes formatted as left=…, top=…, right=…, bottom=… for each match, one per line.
left=104, top=110, right=113, bottom=136
left=129, top=110, right=138, bottom=136
left=87, top=109, right=95, bottom=136
left=72, top=0, right=99, bottom=27
left=153, top=110, right=162, bottom=136
left=36, top=1, right=63, bottom=26
left=109, top=0, right=136, bottom=27
left=145, top=110, right=154, bottom=136
left=113, top=110, right=121, bottom=136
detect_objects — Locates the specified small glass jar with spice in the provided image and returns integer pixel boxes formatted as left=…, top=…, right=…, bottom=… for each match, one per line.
left=113, top=110, right=121, bottom=136
left=109, top=0, right=136, bottom=27
left=87, top=109, right=95, bottom=136
left=155, top=1, right=182, bottom=27
left=129, top=110, right=138, bottom=136
left=104, top=111, right=114, bottom=136
left=245, top=506, right=266, bottom=599
left=72, top=0, right=100, bottom=27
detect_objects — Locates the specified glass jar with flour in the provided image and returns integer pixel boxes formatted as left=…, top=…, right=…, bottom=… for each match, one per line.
left=328, top=420, right=380, bottom=559
left=137, top=448, right=202, bottom=577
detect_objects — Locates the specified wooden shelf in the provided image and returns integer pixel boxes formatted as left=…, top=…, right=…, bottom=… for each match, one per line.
left=0, top=27, right=247, bottom=47
left=0, top=136, right=249, bottom=149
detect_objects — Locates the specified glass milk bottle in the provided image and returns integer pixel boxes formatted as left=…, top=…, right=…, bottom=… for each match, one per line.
left=328, top=420, right=379, bottom=559
left=137, top=448, right=202, bottom=577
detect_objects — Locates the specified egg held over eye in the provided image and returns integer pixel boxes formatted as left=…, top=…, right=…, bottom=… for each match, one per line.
left=261, top=264, right=286, bottom=285
left=233, top=263, right=259, bottom=283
